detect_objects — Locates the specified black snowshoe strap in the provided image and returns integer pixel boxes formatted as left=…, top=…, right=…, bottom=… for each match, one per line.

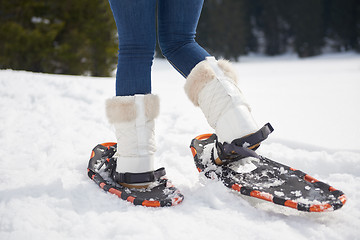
left=231, top=123, right=274, bottom=150
left=113, top=167, right=166, bottom=184
left=215, top=123, right=274, bottom=165
left=216, top=141, right=260, bottom=165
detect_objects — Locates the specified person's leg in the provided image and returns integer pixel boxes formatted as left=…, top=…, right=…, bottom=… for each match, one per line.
left=107, top=0, right=158, bottom=182
left=100, top=1, right=184, bottom=205
left=158, top=0, right=210, bottom=78
left=155, top=1, right=259, bottom=148
left=108, top=0, right=156, bottom=96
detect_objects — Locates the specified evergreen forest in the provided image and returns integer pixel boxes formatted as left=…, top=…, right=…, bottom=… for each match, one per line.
left=0, top=0, right=359, bottom=76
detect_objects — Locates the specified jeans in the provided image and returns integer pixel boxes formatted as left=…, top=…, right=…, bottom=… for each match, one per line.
left=108, top=0, right=210, bottom=96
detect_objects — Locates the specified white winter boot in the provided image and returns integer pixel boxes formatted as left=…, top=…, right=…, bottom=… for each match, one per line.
left=101, top=93, right=184, bottom=206
left=185, top=56, right=258, bottom=142
left=105, top=94, right=159, bottom=188
left=185, top=57, right=271, bottom=164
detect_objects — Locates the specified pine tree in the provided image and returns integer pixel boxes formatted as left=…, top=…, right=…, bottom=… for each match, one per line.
left=197, top=0, right=252, bottom=60
left=284, top=0, right=325, bottom=57
left=325, top=0, right=360, bottom=52
left=0, top=0, right=117, bottom=76
left=252, top=0, right=291, bottom=55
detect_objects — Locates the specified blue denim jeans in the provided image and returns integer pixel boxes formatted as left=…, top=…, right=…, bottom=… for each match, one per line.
left=108, top=0, right=210, bottom=96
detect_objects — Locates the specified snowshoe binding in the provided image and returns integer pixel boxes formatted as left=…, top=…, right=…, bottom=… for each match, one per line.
left=190, top=123, right=346, bottom=212
left=87, top=142, right=184, bottom=207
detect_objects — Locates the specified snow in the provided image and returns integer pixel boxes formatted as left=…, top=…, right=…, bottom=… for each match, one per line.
left=1, top=53, right=360, bottom=240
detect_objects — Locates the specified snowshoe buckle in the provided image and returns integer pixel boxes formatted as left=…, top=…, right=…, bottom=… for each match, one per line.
left=215, top=123, right=274, bottom=165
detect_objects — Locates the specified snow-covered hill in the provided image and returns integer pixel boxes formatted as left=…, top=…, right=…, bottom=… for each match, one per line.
left=1, top=53, right=360, bottom=240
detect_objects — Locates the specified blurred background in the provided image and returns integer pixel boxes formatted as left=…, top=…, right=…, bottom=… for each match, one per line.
left=0, top=0, right=359, bottom=77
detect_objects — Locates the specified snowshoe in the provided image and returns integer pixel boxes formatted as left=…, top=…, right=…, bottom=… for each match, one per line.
left=190, top=123, right=346, bottom=212
left=87, top=142, right=184, bottom=207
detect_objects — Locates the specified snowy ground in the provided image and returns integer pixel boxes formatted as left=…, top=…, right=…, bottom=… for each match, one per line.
left=0, top=53, right=359, bottom=240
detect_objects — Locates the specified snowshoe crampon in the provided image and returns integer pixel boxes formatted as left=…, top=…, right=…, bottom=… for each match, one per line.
left=87, top=142, right=184, bottom=207
left=190, top=124, right=346, bottom=212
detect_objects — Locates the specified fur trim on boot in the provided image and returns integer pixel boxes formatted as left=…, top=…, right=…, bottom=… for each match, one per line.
left=106, top=94, right=159, bottom=123
left=184, top=59, right=237, bottom=107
